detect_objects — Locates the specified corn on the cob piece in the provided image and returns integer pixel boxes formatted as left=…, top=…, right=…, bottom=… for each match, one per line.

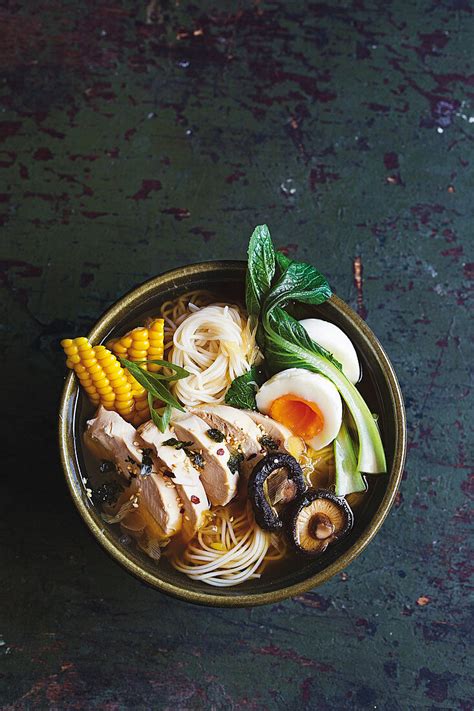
left=107, top=320, right=164, bottom=373
left=147, top=318, right=165, bottom=372
left=64, top=317, right=166, bottom=424
left=108, top=329, right=149, bottom=369
left=61, top=338, right=136, bottom=421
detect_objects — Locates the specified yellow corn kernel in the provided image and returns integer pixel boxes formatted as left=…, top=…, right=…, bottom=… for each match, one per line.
left=132, top=410, right=149, bottom=426
left=63, top=345, right=79, bottom=356
left=116, top=407, right=134, bottom=419
left=135, top=398, right=150, bottom=412
left=93, top=376, right=109, bottom=388
left=101, top=393, right=116, bottom=404
left=83, top=384, right=98, bottom=395
left=130, top=327, right=149, bottom=342
left=77, top=342, right=94, bottom=354
left=73, top=337, right=89, bottom=346
left=90, top=369, right=108, bottom=382
left=147, top=319, right=164, bottom=372
left=87, top=363, right=102, bottom=376
left=79, top=379, right=94, bottom=389
left=81, top=357, right=97, bottom=369
left=77, top=370, right=93, bottom=381
left=96, top=383, right=113, bottom=394
left=114, top=383, right=132, bottom=396
left=61, top=338, right=74, bottom=348
left=117, top=335, right=133, bottom=349
left=110, top=343, right=128, bottom=355
left=128, top=348, right=148, bottom=359
left=107, top=375, right=128, bottom=389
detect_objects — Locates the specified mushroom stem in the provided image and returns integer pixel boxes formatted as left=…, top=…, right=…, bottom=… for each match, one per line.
left=310, top=513, right=335, bottom=540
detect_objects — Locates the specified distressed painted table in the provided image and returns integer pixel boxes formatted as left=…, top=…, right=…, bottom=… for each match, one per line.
left=1, top=1, right=472, bottom=708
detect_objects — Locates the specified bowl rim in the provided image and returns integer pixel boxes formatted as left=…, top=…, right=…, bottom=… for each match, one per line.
left=59, top=260, right=406, bottom=607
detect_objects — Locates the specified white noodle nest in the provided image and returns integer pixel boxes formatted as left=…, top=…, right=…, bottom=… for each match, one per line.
left=171, top=505, right=284, bottom=587
left=169, top=303, right=259, bottom=407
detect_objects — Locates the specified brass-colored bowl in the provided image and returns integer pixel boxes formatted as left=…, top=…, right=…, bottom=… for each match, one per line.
left=59, top=261, right=406, bottom=607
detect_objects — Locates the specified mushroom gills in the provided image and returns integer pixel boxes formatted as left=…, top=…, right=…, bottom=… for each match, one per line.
left=264, top=468, right=299, bottom=506
left=290, top=489, right=353, bottom=555
left=248, top=452, right=307, bottom=531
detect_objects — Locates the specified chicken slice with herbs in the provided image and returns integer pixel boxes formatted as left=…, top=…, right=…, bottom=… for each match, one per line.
left=138, top=420, right=209, bottom=541
left=85, top=406, right=182, bottom=537
left=171, top=412, right=238, bottom=506
left=190, top=404, right=262, bottom=458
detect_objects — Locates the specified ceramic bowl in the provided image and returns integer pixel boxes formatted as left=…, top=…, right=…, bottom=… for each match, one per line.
left=59, top=261, right=406, bottom=606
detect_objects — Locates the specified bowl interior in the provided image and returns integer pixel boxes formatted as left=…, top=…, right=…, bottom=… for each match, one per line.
left=60, top=261, right=405, bottom=606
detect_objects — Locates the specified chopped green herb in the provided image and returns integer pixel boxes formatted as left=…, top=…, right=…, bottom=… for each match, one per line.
left=119, top=357, right=189, bottom=425
left=228, top=450, right=244, bottom=474
left=259, top=434, right=280, bottom=451
left=163, top=437, right=194, bottom=450
left=206, top=428, right=225, bottom=443
left=92, top=480, right=123, bottom=507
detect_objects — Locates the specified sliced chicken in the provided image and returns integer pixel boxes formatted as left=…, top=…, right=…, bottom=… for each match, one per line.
left=85, top=407, right=182, bottom=537
left=244, top=410, right=305, bottom=458
left=138, top=420, right=209, bottom=541
left=190, top=404, right=261, bottom=458
left=172, top=412, right=238, bottom=506
left=133, top=466, right=182, bottom=538
left=85, top=405, right=143, bottom=480
left=177, top=477, right=208, bottom=543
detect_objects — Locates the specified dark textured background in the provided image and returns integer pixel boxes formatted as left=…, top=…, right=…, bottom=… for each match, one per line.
left=1, top=0, right=473, bottom=708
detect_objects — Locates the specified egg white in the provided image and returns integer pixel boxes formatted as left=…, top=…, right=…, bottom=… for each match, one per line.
left=299, top=318, right=360, bottom=384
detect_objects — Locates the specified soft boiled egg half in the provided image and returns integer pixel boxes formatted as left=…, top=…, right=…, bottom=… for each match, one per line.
left=299, top=318, right=360, bottom=384
left=256, top=368, right=342, bottom=451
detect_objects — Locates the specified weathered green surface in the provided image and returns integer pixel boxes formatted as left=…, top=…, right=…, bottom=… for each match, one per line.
left=1, top=0, right=472, bottom=708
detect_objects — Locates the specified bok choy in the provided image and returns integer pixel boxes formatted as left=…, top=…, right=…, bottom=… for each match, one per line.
left=244, top=224, right=386, bottom=475
left=334, top=420, right=367, bottom=496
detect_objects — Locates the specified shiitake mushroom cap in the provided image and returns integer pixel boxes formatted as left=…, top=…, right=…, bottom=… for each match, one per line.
left=248, top=452, right=307, bottom=531
left=288, top=489, right=354, bottom=556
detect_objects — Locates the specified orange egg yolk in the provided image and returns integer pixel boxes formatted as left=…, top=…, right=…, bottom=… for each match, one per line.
left=269, top=395, right=324, bottom=440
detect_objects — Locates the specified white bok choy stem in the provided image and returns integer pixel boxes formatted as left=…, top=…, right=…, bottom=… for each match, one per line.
left=334, top=420, right=367, bottom=496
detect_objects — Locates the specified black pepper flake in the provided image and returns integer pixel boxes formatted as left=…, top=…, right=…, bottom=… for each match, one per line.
left=163, top=469, right=176, bottom=479
left=180, top=507, right=185, bottom=514
left=190, top=495, right=200, bottom=504
left=247, top=453, right=257, bottom=461
left=216, top=448, right=225, bottom=456
left=206, top=428, right=225, bottom=443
